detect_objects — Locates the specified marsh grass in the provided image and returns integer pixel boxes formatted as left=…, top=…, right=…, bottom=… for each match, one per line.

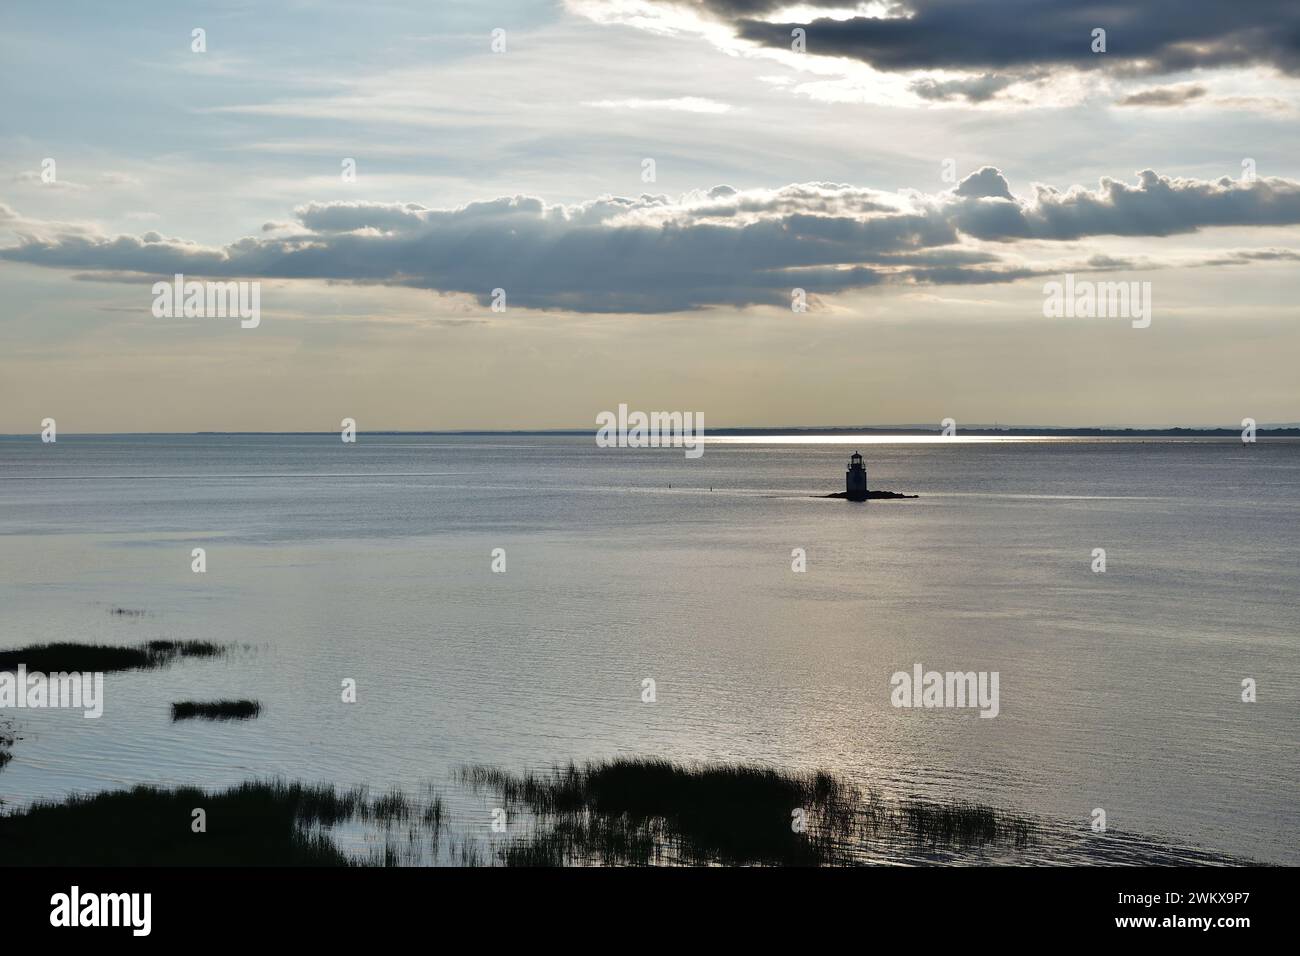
left=0, top=719, right=13, bottom=770
left=0, top=779, right=446, bottom=866
left=171, top=699, right=262, bottom=721
left=498, top=814, right=665, bottom=867
left=454, top=838, right=486, bottom=867
left=421, top=784, right=446, bottom=829
left=0, top=781, right=354, bottom=865
left=145, top=639, right=226, bottom=658
left=369, top=788, right=413, bottom=823
left=462, top=758, right=1038, bottom=866
left=0, top=755, right=1035, bottom=866
left=899, top=798, right=1036, bottom=847
left=0, top=640, right=231, bottom=674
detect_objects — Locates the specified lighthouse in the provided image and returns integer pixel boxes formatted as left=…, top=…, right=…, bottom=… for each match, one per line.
left=846, top=451, right=868, bottom=501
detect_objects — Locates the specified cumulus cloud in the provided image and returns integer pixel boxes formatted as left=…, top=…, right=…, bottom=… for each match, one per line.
left=2, top=168, right=1298, bottom=312
left=953, top=167, right=1015, bottom=200
left=942, top=169, right=1300, bottom=240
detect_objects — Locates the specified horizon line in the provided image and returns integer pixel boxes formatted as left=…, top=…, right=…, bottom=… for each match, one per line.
left=4, top=424, right=1299, bottom=438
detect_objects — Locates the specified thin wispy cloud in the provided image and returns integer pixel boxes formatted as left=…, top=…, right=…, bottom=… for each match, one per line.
left=1118, top=84, right=1207, bottom=107
left=584, top=96, right=734, bottom=113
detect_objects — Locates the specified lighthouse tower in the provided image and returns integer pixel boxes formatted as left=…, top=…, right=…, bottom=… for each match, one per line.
left=846, top=451, right=868, bottom=501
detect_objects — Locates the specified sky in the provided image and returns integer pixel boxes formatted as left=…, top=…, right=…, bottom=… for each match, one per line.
left=1, top=0, right=1298, bottom=431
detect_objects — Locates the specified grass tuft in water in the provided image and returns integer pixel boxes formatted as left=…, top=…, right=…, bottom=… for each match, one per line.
left=171, top=699, right=261, bottom=721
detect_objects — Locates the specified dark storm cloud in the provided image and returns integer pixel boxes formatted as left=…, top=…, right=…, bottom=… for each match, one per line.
left=722, top=0, right=1300, bottom=77
left=2, top=167, right=1298, bottom=313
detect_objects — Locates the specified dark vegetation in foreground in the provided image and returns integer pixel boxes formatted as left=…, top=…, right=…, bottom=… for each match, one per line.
left=0, top=758, right=1037, bottom=866
left=172, top=700, right=262, bottom=721
left=0, top=780, right=446, bottom=866
left=0, top=640, right=228, bottom=674
left=461, top=758, right=1036, bottom=866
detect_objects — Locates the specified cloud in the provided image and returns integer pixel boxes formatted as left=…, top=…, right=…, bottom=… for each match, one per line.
left=12, top=171, right=87, bottom=192
left=584, top=97, right=734, bottom=113
left=575, top=1, right=1300, bottom=108
left=718, top=1, right=1300, bottom=77
left=11, top=170, right=139, bottom=192
left=1196, top=247, right=1300, bottom=266
left=943, top=168, right=1300, bottom=241
left=1118, top=84, right=1208, bottom=107
left=953, top=167, right=1015, bottom=200
left=909, top=73, right=1023, bottom=103
left=294, top=200, right=433, bottom=234
left=0, top=201, right=103, bottom=241
left=2, top=169, right=1298, bottom=313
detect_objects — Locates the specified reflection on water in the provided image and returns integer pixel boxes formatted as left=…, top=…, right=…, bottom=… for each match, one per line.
left=0, top=434, right=1296, bottom=864
left=706, top=434, right=1065, bottom=444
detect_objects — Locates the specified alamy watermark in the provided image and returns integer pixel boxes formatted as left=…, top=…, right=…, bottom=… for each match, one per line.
left=596, top=404, right=704, bottom=458
left=890, top=664, right=1000, bottom=718
left=152, top=274, right=261, bottom=329
left=0, top=666, right=104, bottom=718
left=1043, top=274, right=1151, bottom=328
left=50, top=886, right=150, bottom=936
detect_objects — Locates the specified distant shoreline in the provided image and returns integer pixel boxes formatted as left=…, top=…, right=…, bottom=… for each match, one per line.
left=2, top=427, right=1298, bottom=438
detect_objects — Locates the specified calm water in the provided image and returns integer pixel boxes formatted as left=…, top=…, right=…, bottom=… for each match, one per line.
left=1, top=434, right=1297, bottom=864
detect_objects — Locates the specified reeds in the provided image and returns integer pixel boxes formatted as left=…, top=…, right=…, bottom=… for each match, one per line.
left=0, top=779, right=446, bottom=866
left=462, top=757, right=1038, bottom=866
left=0, top=756, right=1036, bottom=866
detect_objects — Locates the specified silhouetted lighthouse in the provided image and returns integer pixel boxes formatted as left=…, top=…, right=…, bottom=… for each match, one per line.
left=846, top=451, right=868, bottom=501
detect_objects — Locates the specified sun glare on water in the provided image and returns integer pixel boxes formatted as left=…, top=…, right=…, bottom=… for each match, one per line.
left=705, top=435, right=1066, bottom=444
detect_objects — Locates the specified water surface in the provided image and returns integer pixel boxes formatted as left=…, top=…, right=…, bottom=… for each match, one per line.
left=1, top=434, right=1296, bottom=864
